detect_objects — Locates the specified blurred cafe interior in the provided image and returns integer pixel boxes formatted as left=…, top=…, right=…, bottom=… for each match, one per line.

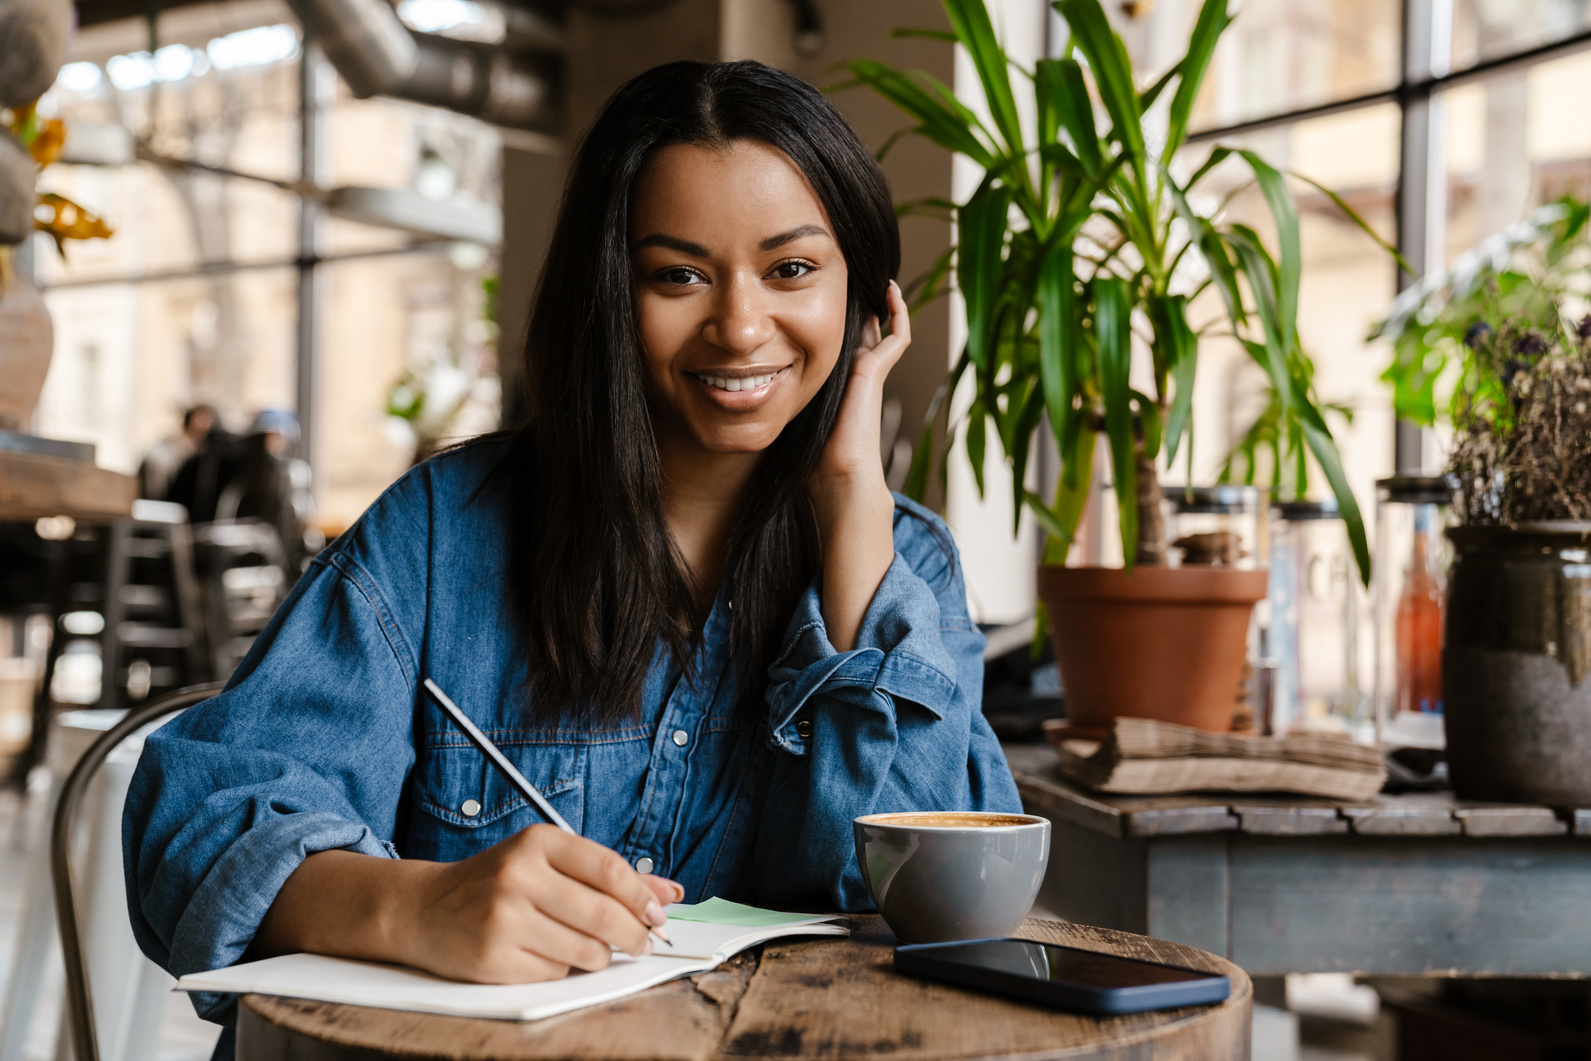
left=5, top=0, right=1591, bottom=1059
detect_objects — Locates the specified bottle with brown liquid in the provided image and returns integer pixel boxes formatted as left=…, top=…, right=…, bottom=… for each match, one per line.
left=1394, top=514, right=1444, bottom=715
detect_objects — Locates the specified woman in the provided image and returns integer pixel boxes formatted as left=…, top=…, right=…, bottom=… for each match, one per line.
left=125, top=59, right=1020, bottom=1040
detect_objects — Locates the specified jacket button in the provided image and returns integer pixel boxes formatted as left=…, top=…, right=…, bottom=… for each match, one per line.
left=636, top=856, right=655, bottom=874
left=461, top=799, right=481, bottom=818
left=796, top=720, right=813, bottom=738
left=672, top=729, right=689, bottom=747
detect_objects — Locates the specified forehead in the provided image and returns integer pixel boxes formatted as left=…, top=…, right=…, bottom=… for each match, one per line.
left=629, top=140, right=830, bottom=237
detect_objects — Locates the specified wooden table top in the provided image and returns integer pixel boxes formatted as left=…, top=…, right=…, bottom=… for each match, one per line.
left=0, top=450, right=135, bottom=523
left=1005, top=741, right=1591, bottom=840
left=237, top=916, right=1251, bottom=1061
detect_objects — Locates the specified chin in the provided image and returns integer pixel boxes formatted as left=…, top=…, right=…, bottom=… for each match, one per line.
left=687, top=422, right=785, bottom=455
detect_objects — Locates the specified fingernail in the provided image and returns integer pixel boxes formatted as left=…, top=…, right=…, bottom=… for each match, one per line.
left=645, top=900, right=666, bottom=927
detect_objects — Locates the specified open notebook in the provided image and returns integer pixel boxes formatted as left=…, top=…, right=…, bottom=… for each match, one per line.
left=176, top=897, right=848, bottom=1021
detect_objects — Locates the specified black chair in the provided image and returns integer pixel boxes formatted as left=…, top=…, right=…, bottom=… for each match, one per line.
left=51, top=681, right=224, bottom=1061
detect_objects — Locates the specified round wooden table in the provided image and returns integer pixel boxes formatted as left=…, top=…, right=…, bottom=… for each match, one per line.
left=236, top=916, right=1251, bottom=1061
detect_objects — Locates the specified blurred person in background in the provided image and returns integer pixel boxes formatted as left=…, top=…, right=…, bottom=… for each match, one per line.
left=219, top=409, right=316, bottom=569
left=137, top=404, right=218, bottom=501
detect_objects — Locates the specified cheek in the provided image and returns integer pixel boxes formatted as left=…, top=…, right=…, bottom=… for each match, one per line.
left=788, top=283, right=850, bottom=390
left=635, top=294, right=688, bottom=387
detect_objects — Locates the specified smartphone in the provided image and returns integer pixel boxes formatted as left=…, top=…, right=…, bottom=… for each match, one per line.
left=894, top=938, right=1230, bottom=1015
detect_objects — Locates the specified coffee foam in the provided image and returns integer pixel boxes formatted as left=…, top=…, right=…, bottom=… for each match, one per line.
left=861, top=811, right=1039, bottom=828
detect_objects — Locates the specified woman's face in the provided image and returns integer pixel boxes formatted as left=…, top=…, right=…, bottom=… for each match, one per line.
left=630, top=140, right=850, bottom=457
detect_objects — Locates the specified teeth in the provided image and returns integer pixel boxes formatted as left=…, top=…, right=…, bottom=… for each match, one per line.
left=697, top=372, right=777, bottom=392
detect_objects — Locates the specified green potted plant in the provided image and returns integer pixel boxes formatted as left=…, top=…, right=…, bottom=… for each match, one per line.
left=847, top=0, right=1379, bottom=731
left=1373, top=200, right=1591, bottom=802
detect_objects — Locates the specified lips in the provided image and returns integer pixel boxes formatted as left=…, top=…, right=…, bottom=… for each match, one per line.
left=686, top=366, right=788, bottom=409
left=692, top=371, right=779, bottom=392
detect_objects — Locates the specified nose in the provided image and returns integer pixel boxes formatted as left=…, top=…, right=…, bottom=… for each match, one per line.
left=702, top=271, right=774, bottom=355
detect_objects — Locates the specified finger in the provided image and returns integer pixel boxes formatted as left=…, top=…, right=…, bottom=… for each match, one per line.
left=540, top=834, right=663, bottom=930
left=887, top=280, right=911, bottom=348
left=534, top=870, right=654, bottom=958
left=645, top=876, right=684, bottom=905
left=514, top=902, right=631, bottom=972
left=860, top=314, right=882, bottom=352
left=542, top=832, right=660, bottom=924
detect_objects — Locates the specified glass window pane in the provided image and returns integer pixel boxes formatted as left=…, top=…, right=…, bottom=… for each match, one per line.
left=1172, top=103, right=1402, bottom=517
left=1116, top=0, right=1401, bottom=132
left=1449, top=0, right=1591, bottom=74
left=1439, top=48, right=1591, bottom=264
left=31, top=8, right=505, bottom=537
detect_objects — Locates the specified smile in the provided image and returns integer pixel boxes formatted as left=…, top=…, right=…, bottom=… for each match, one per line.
left=689, top=370, right=784, bottom=392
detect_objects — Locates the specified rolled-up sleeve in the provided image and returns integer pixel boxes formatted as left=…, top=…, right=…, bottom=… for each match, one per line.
left=752, top=500, right=1021, bottom=911
left=122, top=549, right=417, bottom=1022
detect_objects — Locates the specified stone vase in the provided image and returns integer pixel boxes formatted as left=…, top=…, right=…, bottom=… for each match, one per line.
left=1444, top=523, right=1591, bottom=804
left=0, top=132, right=34, bottom=246
left=0, top=0, right=71, bottom=107
left=0, top=274, right=53, bottom=430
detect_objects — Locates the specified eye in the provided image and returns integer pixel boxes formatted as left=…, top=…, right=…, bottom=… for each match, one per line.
left=769, top=260, right=815, bottom=281
left=654, top=266, right=705, bottom=287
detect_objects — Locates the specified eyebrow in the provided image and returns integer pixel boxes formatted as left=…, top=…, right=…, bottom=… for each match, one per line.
left=632, top=224, right=832, bottom=257
left=633, top=233, right=710, bottom=256
left=759, top=224, right=831, bottom=251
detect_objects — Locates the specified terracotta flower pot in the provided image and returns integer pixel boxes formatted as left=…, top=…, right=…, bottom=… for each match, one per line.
left=1036, top=565, right=1268, bottom=733
left=1444, top=522, right=1591, bottom=804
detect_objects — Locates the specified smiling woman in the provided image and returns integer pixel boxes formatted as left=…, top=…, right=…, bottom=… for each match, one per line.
left=122, top=60, right=1019, bottom=1059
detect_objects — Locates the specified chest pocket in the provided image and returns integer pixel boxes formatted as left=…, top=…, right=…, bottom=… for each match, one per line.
left=410, top=739, right=588, bottom=850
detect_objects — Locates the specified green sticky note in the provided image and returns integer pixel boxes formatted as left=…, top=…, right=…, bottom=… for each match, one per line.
left=667, top=896, right=816, bottom=927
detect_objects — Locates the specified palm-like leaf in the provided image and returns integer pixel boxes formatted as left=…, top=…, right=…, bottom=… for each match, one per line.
left=850, top=0, right=1384, bottom=583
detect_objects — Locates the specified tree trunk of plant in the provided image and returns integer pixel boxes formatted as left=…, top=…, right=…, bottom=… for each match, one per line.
left=1135, top=452, right=1167, bottom=565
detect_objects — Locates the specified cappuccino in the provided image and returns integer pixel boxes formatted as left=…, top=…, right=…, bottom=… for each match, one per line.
left=857, top=811, right=1040, bottom=828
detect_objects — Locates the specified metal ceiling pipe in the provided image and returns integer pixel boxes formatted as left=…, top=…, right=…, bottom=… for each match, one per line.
left=284, top=0, right=417, bottom=98
left=403, top=33, right=557, bottom=130
left=282, top=0, right=557, bottom=131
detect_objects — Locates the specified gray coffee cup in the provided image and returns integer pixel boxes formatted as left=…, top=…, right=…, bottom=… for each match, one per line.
left=853, top=811, right=1051, bottom=943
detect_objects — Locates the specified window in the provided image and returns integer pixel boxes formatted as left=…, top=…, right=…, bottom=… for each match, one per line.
left=30, top=3, right=504, bottom=531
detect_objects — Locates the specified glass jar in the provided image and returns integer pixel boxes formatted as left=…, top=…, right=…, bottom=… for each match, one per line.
left=1164, top=486, right=1264, bottom=569
left=1373, top=476, right=1453, bottom=750
left=1268, top=500, right=1367, bottom=738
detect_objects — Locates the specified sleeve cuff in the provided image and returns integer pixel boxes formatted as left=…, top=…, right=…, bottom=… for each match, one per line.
left=164, top=811, right=393, bottom=1021
left=764, top=553, right=959, bottom=756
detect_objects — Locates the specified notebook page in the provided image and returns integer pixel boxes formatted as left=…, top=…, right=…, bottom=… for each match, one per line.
left=177, top=951, right=714, bottom=1021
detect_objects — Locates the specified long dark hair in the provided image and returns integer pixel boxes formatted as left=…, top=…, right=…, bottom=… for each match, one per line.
left=505, top=60, right=900, bottom=723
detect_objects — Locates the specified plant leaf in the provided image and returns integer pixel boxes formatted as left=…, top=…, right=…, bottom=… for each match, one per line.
left=1300, top=416, right=1372, bottom=585
left=1095, top=276, right=1138, bottom=566
left=1132, top=389, right=1163, bottom=461
left=941, top=0, right=1026, bottom=156
left=1046, top=56, right=1104, bottom=176
left=1159, top=295, right=1198, bottom=463
left=1139, top=61, right=1180, bottom=111
left=1236, top=149, right=1300, bottom=349
left=1056, top=0, right=1143, bottom=158
left=959, top=182, right=1013, bottom=374
left=967, top=399, right=988, bottom=498
left=891, top=27, right=959, bottom=42
left=1165, top=0, right=1231, bottom=156
left=840, top=60, right=995, bottom=167
left=1037, top=242, right=1077, bottom=456
left=1289, top=169, right=1416, bottom=278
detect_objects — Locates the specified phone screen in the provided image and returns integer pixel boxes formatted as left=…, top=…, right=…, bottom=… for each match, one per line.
left=922, top=939, right=1213, bottom=989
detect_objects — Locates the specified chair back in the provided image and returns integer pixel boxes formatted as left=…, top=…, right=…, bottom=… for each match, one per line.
left=51, top=682, right=225, bottom=1061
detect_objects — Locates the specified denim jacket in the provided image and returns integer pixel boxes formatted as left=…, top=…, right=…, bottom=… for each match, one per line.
left=122, top=437, right=1020, bottom=1028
